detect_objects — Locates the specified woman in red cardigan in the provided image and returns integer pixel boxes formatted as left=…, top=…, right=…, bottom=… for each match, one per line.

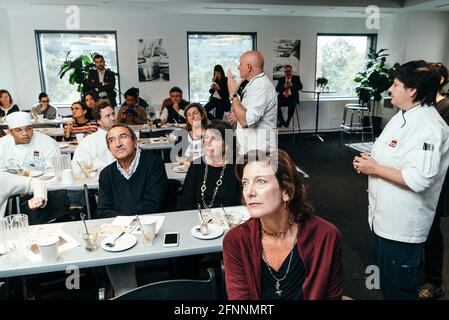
left=223, top=149, right=343, bottom=300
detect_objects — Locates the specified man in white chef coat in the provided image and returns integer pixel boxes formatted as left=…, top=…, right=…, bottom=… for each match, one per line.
left=0, top=111, right=60, bottom=171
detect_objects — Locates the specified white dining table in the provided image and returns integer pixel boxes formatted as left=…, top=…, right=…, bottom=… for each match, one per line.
left=0, top=205, right=249, bottom=278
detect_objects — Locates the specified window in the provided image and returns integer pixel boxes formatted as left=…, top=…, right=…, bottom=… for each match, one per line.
left=315, top=34, right=376, bottom=98
left=187, top=32, right=256, bottom=102
left=35, top=31, right=119, bottom=105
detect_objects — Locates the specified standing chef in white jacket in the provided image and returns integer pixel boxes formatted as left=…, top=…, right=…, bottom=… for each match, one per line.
left=72, top=99, right=116, bottom=174
left=0, top=171, right=47, bottom=218
left=353, top=60, right=449, bottom=300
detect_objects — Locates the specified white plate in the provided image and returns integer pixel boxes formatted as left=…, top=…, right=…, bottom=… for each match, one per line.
left=190, top=224, right=224, bottom=240
left=59, top=143, right=69, bottom=149
left=172, top=165, right=188, bottom=173
left=29, top=170, right=44, bottom=178
left=100, top=233, right=137, bottom=252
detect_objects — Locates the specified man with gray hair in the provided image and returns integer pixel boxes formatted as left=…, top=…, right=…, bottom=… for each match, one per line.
left=227, top=51, right=278, bottom=154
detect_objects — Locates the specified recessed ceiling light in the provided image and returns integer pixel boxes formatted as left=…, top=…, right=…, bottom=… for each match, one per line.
left=203, top=7, right=264, bottom=11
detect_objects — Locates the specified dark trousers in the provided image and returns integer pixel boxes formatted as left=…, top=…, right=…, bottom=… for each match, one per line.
left=424, top=214, right=444, bottom=286
left=372, top=231, right=423, bottom=300
left=204, top=97, right=227, bottom=120
left=277, top=96, right=297, bottom=127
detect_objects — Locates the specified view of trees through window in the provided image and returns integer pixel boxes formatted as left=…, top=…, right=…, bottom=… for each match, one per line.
left=187, top=33, right=255, bottom=102
left=36, top=32, right=119, bottom=105
left=316, top=34, right=376, bottom=97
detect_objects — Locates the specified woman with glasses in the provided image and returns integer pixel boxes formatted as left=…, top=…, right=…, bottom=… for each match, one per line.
left=31, top=92, right=57, bottom=120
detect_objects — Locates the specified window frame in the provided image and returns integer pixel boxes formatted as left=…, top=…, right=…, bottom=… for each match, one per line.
left=35, top=30, right=121, bottom=105
left=314, top=33, right=377, bottom=99
left=186, top=31, right=257, bottom=102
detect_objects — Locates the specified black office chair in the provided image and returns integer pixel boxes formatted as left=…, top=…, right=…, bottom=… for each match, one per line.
left=220, top=260, right=228, bottom=300
left=112, top=268, right=218, bottom=300
left=340, top=88, right=374, bottom=146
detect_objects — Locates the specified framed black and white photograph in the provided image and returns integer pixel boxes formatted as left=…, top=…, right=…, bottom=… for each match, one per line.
left=137, top=38, right=170, bottom=82
left=272, top=39, right=300, bottom=80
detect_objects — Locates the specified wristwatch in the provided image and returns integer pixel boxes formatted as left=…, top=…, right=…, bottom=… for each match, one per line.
left=231, top=93, right=239, bottom=101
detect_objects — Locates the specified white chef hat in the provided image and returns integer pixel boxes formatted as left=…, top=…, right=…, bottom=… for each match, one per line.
left=5, top=111, right=32, bottom=129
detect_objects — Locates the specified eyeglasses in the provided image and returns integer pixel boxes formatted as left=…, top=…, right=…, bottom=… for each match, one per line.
left=108, top=133, right=131, bottom=144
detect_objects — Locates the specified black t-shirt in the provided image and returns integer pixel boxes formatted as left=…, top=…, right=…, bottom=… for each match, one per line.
left=181, top=162, right=241, bottom=210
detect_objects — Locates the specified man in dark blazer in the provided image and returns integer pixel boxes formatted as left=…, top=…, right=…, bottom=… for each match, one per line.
left=85, top=54, right=117, bottom=106
left=276, top=64, right=303, bottom=127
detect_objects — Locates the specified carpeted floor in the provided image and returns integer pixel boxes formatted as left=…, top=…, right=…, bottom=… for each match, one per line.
left=278, top=132, right=449, bottom=300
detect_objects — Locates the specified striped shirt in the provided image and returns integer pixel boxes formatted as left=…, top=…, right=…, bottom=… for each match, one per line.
left=64, top=119, right=99, bottom=141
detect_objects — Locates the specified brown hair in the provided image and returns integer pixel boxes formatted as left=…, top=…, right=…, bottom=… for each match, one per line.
left=93, top=99, right=113, bottom=121
left=235, top=149, right=314, bottom=224
left=184, top=102, right=208, bottom=132
left=0, top=89, right=13, bottom=106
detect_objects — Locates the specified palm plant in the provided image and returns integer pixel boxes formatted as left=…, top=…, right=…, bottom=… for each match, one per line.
left=58, top=51, right=97, bottom=97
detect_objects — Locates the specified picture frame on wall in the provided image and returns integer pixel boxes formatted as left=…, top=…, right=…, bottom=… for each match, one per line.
left=137, top=38, right=170, bottom=82
left=272, top=39, right=300, bottom=80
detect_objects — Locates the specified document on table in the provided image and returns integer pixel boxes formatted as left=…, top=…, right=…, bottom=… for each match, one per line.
left=100, top=215, right=166, bottom=236
left=27, top=224, right=80, bottom=262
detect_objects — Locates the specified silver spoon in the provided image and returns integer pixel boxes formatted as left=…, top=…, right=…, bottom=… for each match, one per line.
left=105, top=231, right=125, bottom=248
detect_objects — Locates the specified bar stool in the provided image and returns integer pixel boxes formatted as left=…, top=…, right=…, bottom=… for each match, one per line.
left=340, top=88, right=374, bottom=146
left=279, top=103, right=301, bottom=141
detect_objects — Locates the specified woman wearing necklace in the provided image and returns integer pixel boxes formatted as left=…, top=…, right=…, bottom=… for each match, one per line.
left=183, top=103, right=208, bottom=161
left=181, top=120, right=241, bottom=210
left=223, top=149, right=343, bottom=300
left=353, top=61, right=449, bottom=300
left=0, top=89, right=20, bottom=119
left=63, top=101, right=99, bottom=141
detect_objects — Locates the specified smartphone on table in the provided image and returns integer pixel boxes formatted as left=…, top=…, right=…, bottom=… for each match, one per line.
left=163, top=232, right=179, bottom=247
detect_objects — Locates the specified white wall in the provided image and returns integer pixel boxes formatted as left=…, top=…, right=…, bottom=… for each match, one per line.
left=377, top=11, right=449, bottom=127
left=4, top=7, right=449, bottom=131
left=0, top=8, right=16, bottom=96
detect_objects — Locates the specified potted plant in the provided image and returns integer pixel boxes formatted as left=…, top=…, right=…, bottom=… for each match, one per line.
left=58, top=51, right=97, bottom=98
left=353, top=48, right=399, bottom=132
left=316, top=77, right=329, bottom=92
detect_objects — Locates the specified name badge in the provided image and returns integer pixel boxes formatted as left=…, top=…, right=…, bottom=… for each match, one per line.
left=388, top=139, right=397, bottom=148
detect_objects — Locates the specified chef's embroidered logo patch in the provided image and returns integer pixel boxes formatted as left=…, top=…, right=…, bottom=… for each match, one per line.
left=389, top=139, right=397, bottom=148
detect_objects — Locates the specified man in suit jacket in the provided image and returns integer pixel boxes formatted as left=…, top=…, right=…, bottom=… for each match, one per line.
left=276, top=64, right=303, bottom=127
left=85, top=54, right=117, bottom=106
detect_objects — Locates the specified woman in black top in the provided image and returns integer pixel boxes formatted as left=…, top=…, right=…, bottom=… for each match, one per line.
left=204, top=65, right=231, bottom=121
left=181, top=120, right=241, bottom=210
left=0, top=89, right=20, bottom=118
left=82, top=92, right=97, bottom=120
